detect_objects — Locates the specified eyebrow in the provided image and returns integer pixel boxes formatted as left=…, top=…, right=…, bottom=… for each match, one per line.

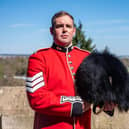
left=55, top=23, right=73, bottom=28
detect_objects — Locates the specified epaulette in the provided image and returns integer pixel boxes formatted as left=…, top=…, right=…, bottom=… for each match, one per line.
left=37, top=48, right=50, bottom=52
left=74, top=46, right=91, bottom=54
left=30, top=48, right=50, bottom=56
left=32, top=48, right=50, bottom=54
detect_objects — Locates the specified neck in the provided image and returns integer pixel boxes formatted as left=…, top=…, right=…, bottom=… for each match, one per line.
left=54, top=40, right=72, bottom=47
left=64, top=43, right=72, bottom=48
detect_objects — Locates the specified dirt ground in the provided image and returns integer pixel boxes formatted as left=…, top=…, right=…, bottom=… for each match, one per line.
left=91, top=109, right=129, bottom=129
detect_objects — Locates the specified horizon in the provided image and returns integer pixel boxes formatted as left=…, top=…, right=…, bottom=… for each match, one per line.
left=0, top=53, right=129, bottom=57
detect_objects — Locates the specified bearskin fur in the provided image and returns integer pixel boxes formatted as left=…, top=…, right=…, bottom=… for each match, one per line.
left=75, top=50, right=129, bottom=115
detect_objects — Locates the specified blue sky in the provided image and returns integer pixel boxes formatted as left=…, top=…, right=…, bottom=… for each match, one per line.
left=0, top=0, right=129, bottom=56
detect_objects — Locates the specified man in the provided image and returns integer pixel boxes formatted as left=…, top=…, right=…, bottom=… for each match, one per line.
left=26, top=11, right=115, bottom=129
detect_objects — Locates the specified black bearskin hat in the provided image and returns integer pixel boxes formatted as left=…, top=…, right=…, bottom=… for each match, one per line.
left=75, top=50, right=129, bottom=115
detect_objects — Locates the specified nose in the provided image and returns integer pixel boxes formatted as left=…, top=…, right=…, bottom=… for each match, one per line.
left=62, top=25, right=67, bottom=32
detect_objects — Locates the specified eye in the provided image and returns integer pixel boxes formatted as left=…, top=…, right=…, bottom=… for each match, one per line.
left=66, top=24, right=72, bottom=28
left=55, top=24, right=63, bottom=28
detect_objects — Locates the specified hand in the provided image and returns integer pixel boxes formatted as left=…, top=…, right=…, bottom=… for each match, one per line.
left=103, top=102, right=117, bottom=111
left=82, top=101, right=91, bottom=112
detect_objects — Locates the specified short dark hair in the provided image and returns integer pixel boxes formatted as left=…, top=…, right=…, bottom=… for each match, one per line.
left=51, top=11, right=75, bottom=28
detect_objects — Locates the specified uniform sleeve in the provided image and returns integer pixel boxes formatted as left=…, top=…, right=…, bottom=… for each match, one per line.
left=26, top=52, right=83, bottom=117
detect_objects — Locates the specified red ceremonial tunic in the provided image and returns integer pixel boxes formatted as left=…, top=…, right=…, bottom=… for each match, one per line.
left=26, top=43, right=91, bottom=129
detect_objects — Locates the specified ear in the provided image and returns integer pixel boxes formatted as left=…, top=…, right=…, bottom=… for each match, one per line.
left=50, top=27, right=53, bottom=35
left=73, top=27, right=76, bottom=36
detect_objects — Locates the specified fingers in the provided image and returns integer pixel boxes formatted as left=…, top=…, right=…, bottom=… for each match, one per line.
left=82, top=101, right=91, bottom=112
left=103, top=102, right=117, bottom=111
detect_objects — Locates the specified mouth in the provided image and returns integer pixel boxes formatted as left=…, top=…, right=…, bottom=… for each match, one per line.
left=61, top=35, right=68, bottom=39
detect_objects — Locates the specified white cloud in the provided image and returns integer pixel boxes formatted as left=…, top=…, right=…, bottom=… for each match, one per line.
left=87, top=19, right=129, bottom=25
left=9, top=24, right=35, bottom=28
left=91, top=26, right=129, bottom=33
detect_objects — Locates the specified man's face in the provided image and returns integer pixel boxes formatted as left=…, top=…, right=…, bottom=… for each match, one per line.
left=50, top=15, right=76, bottom=47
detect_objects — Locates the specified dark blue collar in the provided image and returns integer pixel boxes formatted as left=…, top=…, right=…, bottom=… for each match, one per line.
left=52, top=43, right=73, bottom=52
